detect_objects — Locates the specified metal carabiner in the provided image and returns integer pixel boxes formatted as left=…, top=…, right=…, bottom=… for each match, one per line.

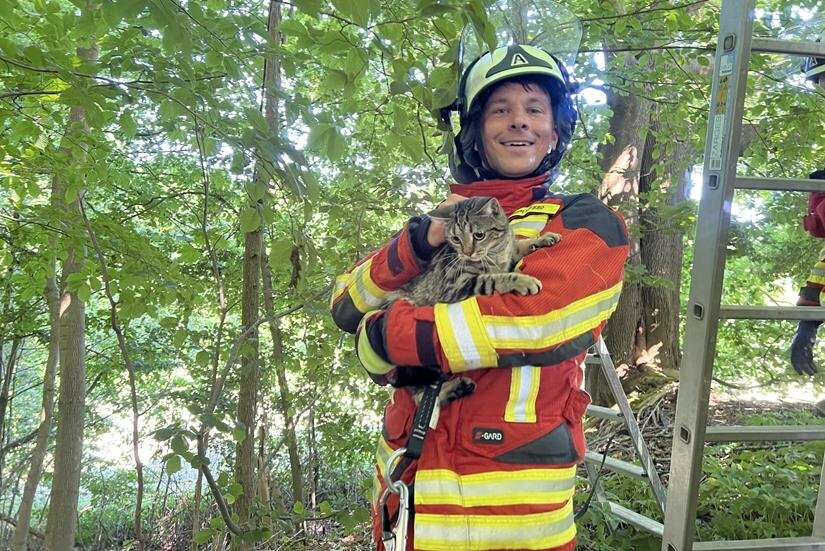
left=379, top=447, right=411, bottom=551
left=380, top=478, right=410, bottom=551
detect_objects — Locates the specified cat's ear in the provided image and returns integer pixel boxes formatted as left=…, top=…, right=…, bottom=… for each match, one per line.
left=477, top=197, right=502, bottom=215
left=427, top=203, right=456, bottom=221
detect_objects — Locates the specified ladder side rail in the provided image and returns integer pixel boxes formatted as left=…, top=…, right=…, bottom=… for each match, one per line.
left=661, top=1, right=756, bottom=549
left=735, top=177, right=825, bottom=192
left=751, top=37, right=825, bottom=57
left=595, top=337, right=667, bottom=514
left=720, top=305, right=825, bottom=320
left=815, top=453, right=825, bottom=537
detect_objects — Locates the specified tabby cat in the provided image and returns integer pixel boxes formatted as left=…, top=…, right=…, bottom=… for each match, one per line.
left=387, top=196, right=561, bottom=404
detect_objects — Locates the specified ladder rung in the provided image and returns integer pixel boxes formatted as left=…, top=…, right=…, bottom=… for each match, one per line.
left=751, top=37, right=825, bottom=58
left=694, top=536, right=825, bottom=550
left=705, top=425, right=825, bottom=442
left=736, top=177, right=825, bottom=193
left=605, top=501, right=664, bottom=537
left=586, top=404, right=623, bottom=420
left=719, top=305, right=825, bottom=320
left=584, top=451, right=647, bottom=479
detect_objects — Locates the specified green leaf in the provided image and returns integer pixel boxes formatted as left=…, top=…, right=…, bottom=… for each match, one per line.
left=76, top=283, right=91, bottom=302
left=232, top=425, right=246, bottom=443
left=279, top=19, right=308, bottom=38
left=193, top=528, right=216, bottom=544
left=326, top=128, right=346, bottom=161
left=293, top=500, right=306, bottom=514
left=239, top=207, right=260, bottom=233
left=332, top=0, right=369, bottom=26
left=319, top=500, right=333, bottom=515
left=171, top=434, right=188, bottom=455
left=155, top=426, right=176, bottom=441
left=165, top=454, right=182, bottom=475
left=293, top=0, right=322, bottom=13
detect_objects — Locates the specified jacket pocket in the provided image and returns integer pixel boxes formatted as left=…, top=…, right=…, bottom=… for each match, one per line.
left=381, top=389, right=415, bottom=444
left=458, top=416, right=578, bottom=466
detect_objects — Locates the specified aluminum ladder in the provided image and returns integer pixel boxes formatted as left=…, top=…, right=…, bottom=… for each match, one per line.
left=662, top=1, right=825, bottom=549
left=583, top=336, right=667, bottom=537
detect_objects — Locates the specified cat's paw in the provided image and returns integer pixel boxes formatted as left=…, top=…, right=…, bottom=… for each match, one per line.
left=441, top=377, right=476, bottom=404
left=511, top=274, right=542, bottom=295
left=532, top=232, right=561, bottom=250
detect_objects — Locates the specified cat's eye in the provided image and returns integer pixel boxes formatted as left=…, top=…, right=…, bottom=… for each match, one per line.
left=450, top=236, right=461, bottom=244
left=473, top=231, right=485, bottom=240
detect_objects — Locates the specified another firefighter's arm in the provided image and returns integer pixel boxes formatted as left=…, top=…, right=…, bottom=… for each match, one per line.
left=329, top=217, right=437, bottom=334
left=354, top=195, right=629, bottom=378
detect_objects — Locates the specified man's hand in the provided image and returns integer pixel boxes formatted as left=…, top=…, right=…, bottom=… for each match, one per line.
left=790, top=320, right=820, bottom=376
left=427, top=193, right=467, bottom=247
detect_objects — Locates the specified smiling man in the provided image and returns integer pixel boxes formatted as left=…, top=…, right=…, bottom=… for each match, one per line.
left=331, top=44, right=629, bottom=550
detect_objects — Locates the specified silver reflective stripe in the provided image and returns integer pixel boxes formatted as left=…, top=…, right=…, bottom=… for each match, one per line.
left=487, top=292, right=620, bottom=344
left=415, top=469, right=575, bottom=507
left=415, top=501, right=575, bottom=550
left=511, top=365, right=536, bottom=422
left=352, top=260, right=385, bottom=310
left=443, top=302, right=484, bottom=369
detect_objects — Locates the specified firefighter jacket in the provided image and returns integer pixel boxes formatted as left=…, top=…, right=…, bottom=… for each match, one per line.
left=330, top=174, right=629, bottom=551
left=803, top=169, right=825, bottom=238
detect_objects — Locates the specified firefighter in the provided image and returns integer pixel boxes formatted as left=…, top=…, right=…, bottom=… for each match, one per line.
left=331, top=44, right=629, bottom=550
left=790, top=46, right=825, bottom=378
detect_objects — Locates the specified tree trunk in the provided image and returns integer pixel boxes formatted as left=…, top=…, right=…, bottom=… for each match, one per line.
left=593, top=81, right=651, bottom=405
left=637, top=111, right=693, bottom=373
left=0, top=339, right=21, bottom=470
left=261, top=254, right=304, bottom=506
left=233, top=225, right=261, bottom=547
left=232, top=4, right=283, bottom=544
left=44, top=42, right=97, bottom=551
left=11, top=277, right=59, bottom=551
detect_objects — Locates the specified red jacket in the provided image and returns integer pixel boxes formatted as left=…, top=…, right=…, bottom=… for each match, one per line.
left=804, top=192, right=825, bottom=238
left=331, top=175, right=629, bottom=550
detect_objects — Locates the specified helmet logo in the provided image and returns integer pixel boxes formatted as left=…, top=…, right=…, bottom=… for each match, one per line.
left=485, top=45, right=556, bottom=78
left=511, top=53, right=528, bottom=66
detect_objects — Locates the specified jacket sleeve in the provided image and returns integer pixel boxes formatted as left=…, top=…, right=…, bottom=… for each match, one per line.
left=330, top=216, right=434, bottom=334
left=354, top=194, right=629, bottom=378
left=804, top=170, right=825, bottom=238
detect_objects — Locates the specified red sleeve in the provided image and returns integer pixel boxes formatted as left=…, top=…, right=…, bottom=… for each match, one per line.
left=368, top=194, right=629, bottom=373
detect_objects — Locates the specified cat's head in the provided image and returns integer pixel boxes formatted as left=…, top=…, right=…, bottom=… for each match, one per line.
left=430, top=197, right=510, bottom=261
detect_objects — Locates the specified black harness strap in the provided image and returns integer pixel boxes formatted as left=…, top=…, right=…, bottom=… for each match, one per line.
left=390, top=379, right=443, bottom=483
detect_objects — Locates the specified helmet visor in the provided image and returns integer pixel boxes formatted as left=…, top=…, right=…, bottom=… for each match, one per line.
left=460, top=0, right=582, bottom=75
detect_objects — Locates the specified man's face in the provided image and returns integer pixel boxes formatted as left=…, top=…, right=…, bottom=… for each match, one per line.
left=481, top=82, right=558, bottom=179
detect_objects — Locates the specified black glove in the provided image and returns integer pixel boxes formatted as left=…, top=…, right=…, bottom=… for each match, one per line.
left=790, top=320, right=821, bottom=375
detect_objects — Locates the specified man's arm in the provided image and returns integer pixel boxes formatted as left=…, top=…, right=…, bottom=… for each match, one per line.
left=354, top=194, right=629, bottom=382
left=330, top=217, right=436, bottom=333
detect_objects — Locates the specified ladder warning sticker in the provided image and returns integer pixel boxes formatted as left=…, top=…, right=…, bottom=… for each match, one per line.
left=719, top=52, right=734, bottom=76
left=710, top=113, right=725, bottom=171
left=709, top=73, right=730, bottom=171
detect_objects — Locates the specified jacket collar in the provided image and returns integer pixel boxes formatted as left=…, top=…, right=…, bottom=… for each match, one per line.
left=449, top=174, right=549, bottom=214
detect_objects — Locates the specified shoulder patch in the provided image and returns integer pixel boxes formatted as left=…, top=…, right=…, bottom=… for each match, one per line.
left=558, top=193, right=628, bottom=247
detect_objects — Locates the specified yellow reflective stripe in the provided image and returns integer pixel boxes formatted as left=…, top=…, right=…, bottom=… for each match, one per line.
left=357, top=311, right=394, bottom=375
left=505, top=365, right=540, bottom=423
left=375, top=436, right=394, bottom=478
left=415, top=500, right=575, bottom=551
left=415, top=467, right=575, bottom=507
left=434, top=298, right=497, bottom=372
left=348, top=259, right=387, bottom=313
left=485, top=282, right=622, bottom=349
left=509, top=215, right=548, bottom=238
left=330, top=274, right=349, bottom=308
left=511, top=203, right=560, bottom=217
left=809, top=264, right=825, bottom=285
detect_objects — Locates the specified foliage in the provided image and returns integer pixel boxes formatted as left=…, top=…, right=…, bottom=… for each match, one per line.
left=578, top=412, right=825, bottom=549
left=1, top=0, right=824, bottom=548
